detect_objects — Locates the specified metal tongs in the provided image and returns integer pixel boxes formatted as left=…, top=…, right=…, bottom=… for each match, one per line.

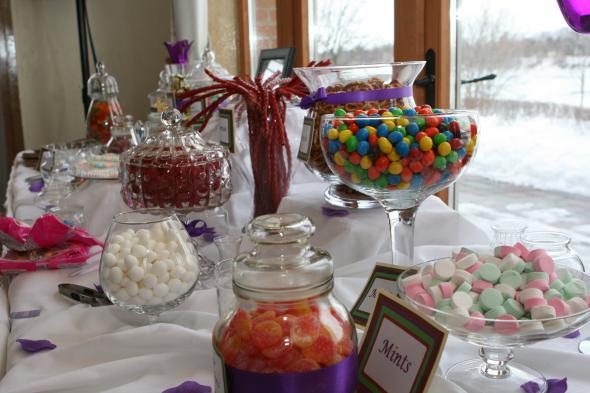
left=58, top=283, right=112, bottom=307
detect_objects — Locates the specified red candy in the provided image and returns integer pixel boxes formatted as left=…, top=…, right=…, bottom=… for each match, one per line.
left=218, top=304, right=355, bottom=374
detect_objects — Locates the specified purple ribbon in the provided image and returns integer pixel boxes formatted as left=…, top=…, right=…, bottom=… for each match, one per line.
left=162, top=381, right=211, bottom=393
left=299, top=86, right=413, bottom=110
left=322, top=207, right=350, bottom=217
left=183, top=220, right=216, bottom=242
left=521, top=378, right=568, bottom=393
left=225, top=352, right=358, bottom=393
left=164, top=40, right=192, bottom=64
left=16, top=339, right=56, bottom=353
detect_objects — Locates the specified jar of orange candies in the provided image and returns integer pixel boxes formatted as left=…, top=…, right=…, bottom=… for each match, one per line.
left=212, top=213, right=358, bottom=393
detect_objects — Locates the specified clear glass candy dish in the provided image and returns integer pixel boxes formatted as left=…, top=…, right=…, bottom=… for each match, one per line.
left=120, top=109, right=232, bottom=210
left=398, top=259, right=590, bottom=393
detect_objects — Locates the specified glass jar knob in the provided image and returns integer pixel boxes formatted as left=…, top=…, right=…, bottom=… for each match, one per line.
left=161, top=108, right=183, bottom=128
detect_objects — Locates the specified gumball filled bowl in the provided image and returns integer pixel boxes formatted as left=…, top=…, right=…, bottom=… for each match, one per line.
left=398, top=253, right=590, bottom=393
left=99, top=209, right=200, bottom=322
left=320, top=108, right=479, bottom=265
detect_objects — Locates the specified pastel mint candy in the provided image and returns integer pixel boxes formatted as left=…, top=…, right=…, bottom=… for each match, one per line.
left=477, top=263, right=501, bottom=284
left=480, top=288, right=504, bottom=311
left=527, top=272, right=549, bottom=282
left=436, top=299, right=453, bottom=309
left=550, top=279, right=565, bottom=291
left=469, top=303, right=483, bottom=314
left=513, top=259, right=526, bottom=273
left=499, top=270, right=522, bottom=289
left=556, top=268, right=573, bottom=283
left=523, top=263, right=534, bottom=273
left=503, top=298, right=525, bottom=319
left=456, top=281, right=472, bottom=293
left=543, top=288, right=562, bottom=300
left=563, top=279, right=587, bottom=300
left=484, top=305, right=507, bottom=319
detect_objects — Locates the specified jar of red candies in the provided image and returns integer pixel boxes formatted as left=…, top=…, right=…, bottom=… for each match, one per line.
left=120, top=108, right=231, bottom=210
left=213, top=213, right=358, bottom=393
left=86, top=62, right=123, bottom=144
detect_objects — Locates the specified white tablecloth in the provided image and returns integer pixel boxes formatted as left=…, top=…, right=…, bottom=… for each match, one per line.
left=2, top=153, right=590, bottom=392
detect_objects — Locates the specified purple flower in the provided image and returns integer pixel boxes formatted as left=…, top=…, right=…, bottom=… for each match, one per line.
left=162, top=381, right=211, bottom=393
left=562, top=329, right=580, bottom=339
left=16, top=339, right=56, bottom=353
left=521, top=378, right=567, bottom=393
left=322, top=206, right=349, bottom=217
left=164, top=40, right=192, bottom=64
left=29, top=179, right=44, bottom=193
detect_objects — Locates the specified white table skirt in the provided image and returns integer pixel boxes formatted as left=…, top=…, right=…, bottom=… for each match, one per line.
left=2, top=154, right=590, bottom=393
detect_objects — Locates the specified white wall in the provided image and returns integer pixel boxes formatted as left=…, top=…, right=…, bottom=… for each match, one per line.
left=11, top=0, right=173, bottom=149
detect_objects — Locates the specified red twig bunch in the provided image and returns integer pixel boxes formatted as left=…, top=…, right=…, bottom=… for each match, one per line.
left=176, top=60, right=330, bottom=217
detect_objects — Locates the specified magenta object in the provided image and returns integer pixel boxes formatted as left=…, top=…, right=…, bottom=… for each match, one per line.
left=557, top=0, right=590, bottom=33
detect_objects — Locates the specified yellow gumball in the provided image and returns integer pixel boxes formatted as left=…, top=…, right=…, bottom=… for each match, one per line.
left=327, top=128, right=339, bottom=140
left=388, top=161, right=403, bottom=175
left=338, top=130, right=353, bottom=143
left=378, top=137, right=393, bottom=154
left=360, top=156, right=372, bottom=169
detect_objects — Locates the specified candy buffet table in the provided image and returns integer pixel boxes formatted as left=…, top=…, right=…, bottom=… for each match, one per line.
left=2, top=152, right=590, bottom=393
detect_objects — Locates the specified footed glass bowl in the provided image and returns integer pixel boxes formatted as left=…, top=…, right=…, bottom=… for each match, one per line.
left=320, top=111, right=479, bottom=265
left=398, top=259, right=590, bottom=393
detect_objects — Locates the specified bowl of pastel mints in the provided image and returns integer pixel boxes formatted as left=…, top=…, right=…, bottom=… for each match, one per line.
left=398, top=243, right=590, bottom=393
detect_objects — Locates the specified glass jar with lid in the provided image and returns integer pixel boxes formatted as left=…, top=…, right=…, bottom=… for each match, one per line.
left=86, top=62, right=123, bottom=144
left=523, top=231, right=585, bottom=271
left=120, top=108, right=232, bottom=210
left=105, top=115, right=139, bottom=154
left=213, top=213, right=358, bottom=393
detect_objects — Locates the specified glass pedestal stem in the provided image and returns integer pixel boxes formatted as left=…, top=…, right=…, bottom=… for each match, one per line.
left=479, top=347, right=513, bottom=378
left=385, top=206, right=417, bottom=266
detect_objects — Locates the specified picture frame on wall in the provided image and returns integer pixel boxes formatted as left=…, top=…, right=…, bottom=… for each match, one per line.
left=256, top=47, right=296, bottom=80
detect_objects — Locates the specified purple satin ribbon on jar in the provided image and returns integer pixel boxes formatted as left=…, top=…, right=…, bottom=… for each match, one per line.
left=224, top=351, right=358, bottom=393
left=183, top=220, right=216, bottom=242
left=299, top=86, right=413, bottom=110
left=164, top=40, right=193, bottom=64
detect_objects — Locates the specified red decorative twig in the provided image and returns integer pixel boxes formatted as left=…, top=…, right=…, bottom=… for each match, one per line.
left=177, top=61, right=330, bottom=216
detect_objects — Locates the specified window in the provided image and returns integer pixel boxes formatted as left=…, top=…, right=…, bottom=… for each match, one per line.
left=455, top=0, right=590, bottom=260
left=248, top=0, right=278, bottom=73
left=308, top=0, right=394, bottom=65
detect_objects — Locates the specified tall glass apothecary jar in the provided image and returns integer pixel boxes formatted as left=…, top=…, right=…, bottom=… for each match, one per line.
left=213, top=213, right=358, bottom=393
left=86, top=62, right=123, bottom=144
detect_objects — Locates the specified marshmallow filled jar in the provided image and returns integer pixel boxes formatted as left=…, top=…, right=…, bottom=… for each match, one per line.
left=99, top=210, right=199, bottom=321
left=398, top=258, right=590, bottom=393
left=320, top=110, right=479, bottom=266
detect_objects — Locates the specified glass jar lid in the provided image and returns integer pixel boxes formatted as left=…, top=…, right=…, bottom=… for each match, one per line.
left=233, top=213, right=333, bottom=301
left=87, top=62, right=119, bottom=97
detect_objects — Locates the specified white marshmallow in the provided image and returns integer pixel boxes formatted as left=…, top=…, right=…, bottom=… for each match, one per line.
left=169, top=278, right=183, bottom=293
left=111, top=235, right=125, bottom=244
left=115, top=288, right=130, bottom=302
left=142, top=274, right=158, bottom=289
left=171, top=266, right=186, bottom=279
left=151, top=261, right=168, bottom=277
left=153, top=283, right=169, bottom=298
left=108, top=243, right=121, bottom=255
left=131, top=244, right=148, bottom=258
left=110, top=267, right=123, bottom=284
left=138, top=288, right=154, bottom=301
left=452, top=291, right=473, bottom=310
left=124, top=255, right=139, bottom=270
left=128, top=266, right=145, bottom=282
left=433, top=259, right=455, bottom=280
left=104, top=253, right=117, bottom=267
left=182, top=271, right=197, bottom=283
left=158, top=273, right=170, bottom=284
left=125, top=281, right=139, bottom=297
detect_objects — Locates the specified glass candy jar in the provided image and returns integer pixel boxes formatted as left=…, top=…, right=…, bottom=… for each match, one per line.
left=213, top=213, right=358, bottom=393
left=293, top=62, right=425, bottom=209
left=99, top=210, right=200, bottom=321
left=86, top=62, right=123, bottom=144
left=523, top=231, right=585, bottom=271
left=490, top=220, right=528, bottom=250
left=105, top=115, right=139, bottom=154
left=120, top=109, right=232, bottom=210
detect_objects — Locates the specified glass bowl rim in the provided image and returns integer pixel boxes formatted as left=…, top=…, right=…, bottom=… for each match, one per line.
left=398, top=258, right=590, bottom=324
left=112, top=208, right=179, bottom=225
left=293, top=61, right=427, bottom=72
left=321, top=109, right=478, bottom=122
left=523, top=231, right=572, bottom=246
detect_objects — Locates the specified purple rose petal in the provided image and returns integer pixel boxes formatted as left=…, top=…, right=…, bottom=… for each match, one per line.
left=322, top=206, right=350, bottom=217
left=547, top=378, right=568, bottom=393
left=521, top=378, right=568, bottom=393
left=563, top=330, right=580, bottom=339
left=16, top=339, right=56, bottom=353
left=29, top=179, right=44, bottom=193
left=162, top=381, right=211, bottom=393
left=521, top=381, right=540, bottom=393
